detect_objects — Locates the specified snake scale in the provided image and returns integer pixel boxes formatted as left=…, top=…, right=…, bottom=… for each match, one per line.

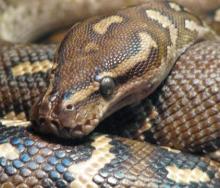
left=0, top=0, right=220, bottom=187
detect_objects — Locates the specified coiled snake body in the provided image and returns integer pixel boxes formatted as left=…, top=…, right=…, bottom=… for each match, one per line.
left=0, top=0, right=220, bottom=187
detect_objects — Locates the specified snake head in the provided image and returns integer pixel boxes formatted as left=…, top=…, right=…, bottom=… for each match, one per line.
left=31, top=6, right=164, bottom=139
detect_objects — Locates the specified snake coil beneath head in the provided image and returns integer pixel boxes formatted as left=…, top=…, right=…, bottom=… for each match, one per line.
left=0, top=0, right=220, bottom=187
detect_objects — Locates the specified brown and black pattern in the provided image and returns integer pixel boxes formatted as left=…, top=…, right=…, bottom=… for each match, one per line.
left=32, top=0, right=216, bottom=139
left=1, top=122, right=220, bottom=188
left=0, top=0, right=220, bottom=187
left=0, top=44, right=56, bottom=120
left=99, top=40, right=220, bottom=161
left=173, top=0, right=220, bottom=35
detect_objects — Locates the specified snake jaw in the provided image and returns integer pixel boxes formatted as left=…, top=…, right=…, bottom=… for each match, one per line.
left=31, top=96, right=101, bottom=138
left=58, top=108, right=101, bottom=138
left=36, top=118, right=99, bottom=139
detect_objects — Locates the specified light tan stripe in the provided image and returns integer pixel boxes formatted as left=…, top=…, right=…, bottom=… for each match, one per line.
left=185, top=20, right=211, bottom=37
left=3, top=111, right=16, bottom=120
left=16, top=112, right=26, bottom=120
left=93, top=15, right=123, bottom=35
left=99, top=32, right=157, bottom=78
left=0, top=143, right=19, bottom=160
left=145, top=10, right=178, bottom=57
left=214, top=9, right=220, bottom=22
left=207, top=149, right=220, bottom=159
left=166, top=165, right=210, bottom=184
left=0, top=119, right=30, bottom=127
left=161, top=146, right=180, bottom=154
left=3, top=112, right=26, bottom=121
left=67, top=33, right=157, bottom=103
left=62, top=82, right=99, bottom=107
left=69, top=135, right=115, bottom=188
left=168, top=2, right=182, bottom=11
left=85, top=42, right=99, bottom=53
left=12, top=60, right=53, bottom=77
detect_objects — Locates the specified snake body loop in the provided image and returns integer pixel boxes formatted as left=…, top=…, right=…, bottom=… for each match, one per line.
left=0, top=0, right=220, bottom=187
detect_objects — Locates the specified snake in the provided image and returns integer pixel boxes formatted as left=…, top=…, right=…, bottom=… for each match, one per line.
left=0, top=0, right=220, bottom=187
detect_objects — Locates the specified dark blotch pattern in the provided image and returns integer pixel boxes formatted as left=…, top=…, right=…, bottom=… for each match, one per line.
left=0, top=123, right=93, bottom=187
left=1, top=123, right=220, bottom=187
left=0, top=43, right=56, bottom=120
left=0, top=7, right=219, bottom=187
left=99, top=41, right=220, bottom=160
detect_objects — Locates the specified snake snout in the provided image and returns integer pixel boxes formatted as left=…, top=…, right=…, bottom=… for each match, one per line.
left=31, top=99, right=61, bottom=136
left=31, top=100, right=85, bottom=138
left=31, top=93, right=100, bottom=138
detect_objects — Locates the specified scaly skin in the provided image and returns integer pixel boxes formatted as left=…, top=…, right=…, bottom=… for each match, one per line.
left=0, top=0, right=220, bottom=187
left=99, top=41, right=220, bottom=161
left=0, top=28, right=220, bottom=188
left=0, top=43, right=56, bottom=120
left=32, top=0, right=217, bottom=138
left=0, top=0, right=219, bottom=43
left=1, top=122, right=220, bottom=187
left=2, top=40, right=220, bottom=188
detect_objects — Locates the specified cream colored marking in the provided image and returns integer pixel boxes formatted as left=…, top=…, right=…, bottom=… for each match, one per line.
left=93, top=16, right=123, bottom=35
left=16, top=112, right=26, bottom=120
left=136, top=120, right=152, bottom=141
left=3, top=111, right=16, bottom=120
left=149, top=108, right=159, bottom=119
left=161, top=146, right=180, bottom=154
left=166, top=165, right=210, bottom=184
left=143, top=121, right=152, bottom=131
left=183, top=6, right=190, bottom=13
left=168, top=2, right=181, bottom=11
left=62, top=82, right=99, bottom=107
left=85, top=42, right=99, bottom=53
left=42, top=72, right=55, bottom=100
left=185, top=20, right=211, bottom=37
left=99, top=32, right=157, bottom=78
left=1, top=182, right=15, bottom=188
left=0, top=119, right=30, bottom=127
left=214, top=9, right=220, bottom=22
left=208, top=149, right=220, bottom=159
left=138, top=120, right=152, bottom=133
left=12, top=60, right=54, bottom=77
left=69, top=135, right=115, bottom=188
left=3, top=111, right=26, bottom=121
left=145, top=10, right=178, bottom=57
left=0, top=143, right=19, bottom=160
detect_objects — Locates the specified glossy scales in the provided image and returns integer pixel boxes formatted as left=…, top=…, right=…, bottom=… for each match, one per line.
left=1, top=122, right=220, bottom=187
left=99, top=41, right=220, bottom=161
left=32, top=0, right=216, bottom=138
left=1, top=41, right=220, bottom=187
left=0, top=1, right=219, bottom=187
left=0, top=123, right=93, bottom=187
left=0, top=43, right=56, bottom=121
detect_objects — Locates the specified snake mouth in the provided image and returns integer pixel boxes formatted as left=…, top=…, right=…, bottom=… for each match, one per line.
left=32, top=116, right=99, bottom=139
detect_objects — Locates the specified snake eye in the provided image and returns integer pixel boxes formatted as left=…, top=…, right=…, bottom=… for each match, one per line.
left=100, top=76, right=115, bottom=98
left=65, top=104, right=75, bottom=111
